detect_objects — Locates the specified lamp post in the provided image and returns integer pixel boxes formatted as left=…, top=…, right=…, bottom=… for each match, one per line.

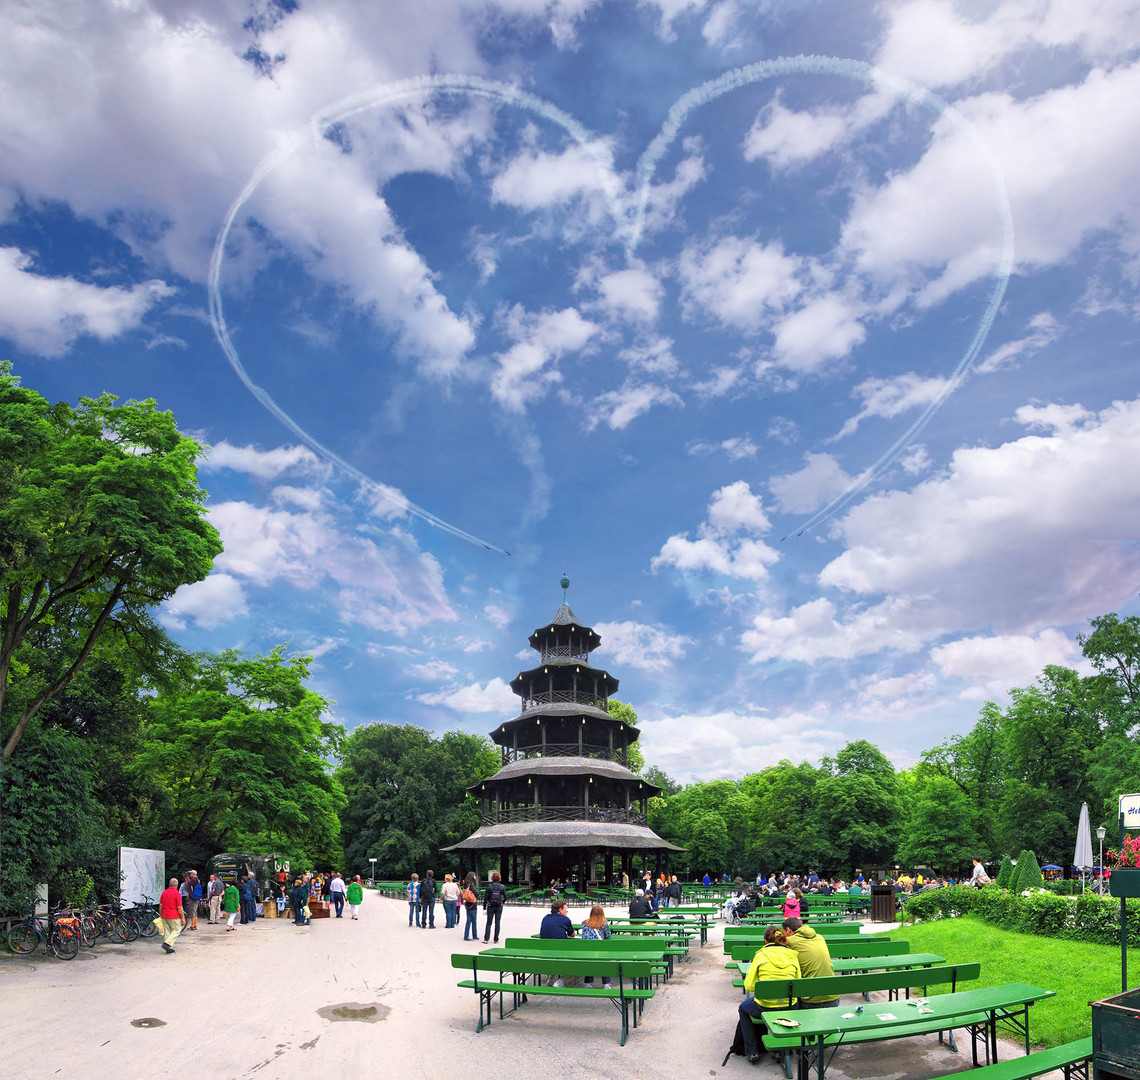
left=1096, top=827, right=1106, bottom=895
left=369, top=857, right=377, bottom=887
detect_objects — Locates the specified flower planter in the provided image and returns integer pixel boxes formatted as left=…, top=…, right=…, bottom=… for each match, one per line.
left=1108, top=868, right=1140, bottom=899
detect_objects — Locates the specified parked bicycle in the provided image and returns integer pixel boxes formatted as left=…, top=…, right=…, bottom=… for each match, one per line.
left=6, top=905, right=81, bottom=959
left=119, top=896, right=160, bottom=940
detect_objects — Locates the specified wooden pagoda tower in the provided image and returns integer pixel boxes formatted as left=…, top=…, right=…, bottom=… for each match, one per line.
left=443, top=577, right=682, bottom=887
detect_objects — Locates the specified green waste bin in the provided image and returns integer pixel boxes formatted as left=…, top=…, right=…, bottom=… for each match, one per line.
left=1093, top=986, right=1140, bottom=1080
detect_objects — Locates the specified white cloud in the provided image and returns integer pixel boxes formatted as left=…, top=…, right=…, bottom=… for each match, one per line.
left=484, top=604, right=513, bottom=630
left=876, top=0, right=1140, bottom=89
left=637, top=707, right=843, bottom=783
left=0, top=248, right=173, bottom=357
left=768, top=453, right=855, bottom=515
left=201, top=441, right=330, bottom=481
left=977, top=312, right=1062, bottom=374
left=418, top=676, right=517, bottom=714
left=489, top=136, right=616, bottom=217
left=405, top=659, right=460, bottom=681
left=678, top=234, right=805, bottom=334
left=842, top=63, right=1140, bottom=298
left=583, top=263, right=664, bottom=323
left=491, top=304, right=598, bottom=411
left=833, top=373, right=951, bottom=440
left=931, top=629, right=1084, bottom=700
left=208, top=498, right=456, bottom=634
left=772, top=292, right=867, bottom=372
left=767, top=417, right=799, bottom=445
left=160, top=572, right=247, bottom=630
left=686, top=436, right=758, bottom=461
left=820, top=395, right=1140, bottom=635
left=594, top=620, right=696, bottom=672
left=587, top=380, right=683, bottom=430
left=617, top=337, right=679, bottom=376
left=652, top=481, right=780, bottom=582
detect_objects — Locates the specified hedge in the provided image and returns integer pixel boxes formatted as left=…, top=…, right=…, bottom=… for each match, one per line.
left=902, top=883, right=1140, bottom=946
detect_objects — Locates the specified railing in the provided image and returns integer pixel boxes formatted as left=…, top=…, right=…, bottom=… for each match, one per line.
left=479, top=805, right=648, bottom=828
left=539, top=645, right=592, bottom=662
left=518, top=691, right=609, bottom=710
left=501, top=743, right=629, bottom=764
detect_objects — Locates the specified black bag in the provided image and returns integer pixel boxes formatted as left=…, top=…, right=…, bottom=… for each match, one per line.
left=722, top=1018, right=748, bottom=1066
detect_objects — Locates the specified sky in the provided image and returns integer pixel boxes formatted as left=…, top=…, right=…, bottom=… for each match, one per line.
left=3, top=0, right=1139, bottom=784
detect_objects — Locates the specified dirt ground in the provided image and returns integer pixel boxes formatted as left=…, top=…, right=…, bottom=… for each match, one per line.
left=0, top=897, right=1070, bottom=1080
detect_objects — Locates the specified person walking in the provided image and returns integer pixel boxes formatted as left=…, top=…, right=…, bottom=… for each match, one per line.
left=346, top=876, right=364, bottom=920
left=420, top=870, right=437, bottom=928
left=783, top=887, right=802, bottom=920
left=179, top=871, right=200, bottom=932
left=158, top=877, right=185, bottom=954
left=329, top=872, right=347, bottom=918
left=224, top=879, right=241, bottom=931
left=482, top=871, right=507, bottom=944
left=407, top=874, right=421, bottom=927
left=440, top=874, right=460, bottom=929
left=207, top=873, right=224, bottom=925
left=461, top=878, right=479, bottom=941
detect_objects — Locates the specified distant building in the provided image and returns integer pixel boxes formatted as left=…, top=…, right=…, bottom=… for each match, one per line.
left=443, top=577, right=682, bottom=886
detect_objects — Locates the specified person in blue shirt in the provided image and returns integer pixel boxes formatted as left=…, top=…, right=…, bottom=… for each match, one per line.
left=407, top=874, right=421, bottom=927
left=540, top=898, right=575, bottom=940
left=702, top=872, right=711, bottom=892
left=539, top=898, right=575, bottom=987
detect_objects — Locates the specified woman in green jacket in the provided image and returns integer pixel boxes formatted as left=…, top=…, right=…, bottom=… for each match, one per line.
left=224, top=880, right=241, bottom=931
left=346, top=877, right=364, bottom=920
left=738, top=925, right=801, bottom=1063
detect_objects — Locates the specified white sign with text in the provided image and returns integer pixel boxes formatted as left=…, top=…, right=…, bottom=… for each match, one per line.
left=1121, top=794, right=1140, bottom=829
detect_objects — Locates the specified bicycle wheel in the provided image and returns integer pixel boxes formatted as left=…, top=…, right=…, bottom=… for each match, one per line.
left=78, top=913, right=96, bottom=948
left=7, top=921, right=40, bottom=955
left=50, top=924, right=80, bottom=960
left=122, top=914, right=140, bottom=942
left=139, top=911, right=158, bottom=938
left=107, top=914, right=130, bottom=943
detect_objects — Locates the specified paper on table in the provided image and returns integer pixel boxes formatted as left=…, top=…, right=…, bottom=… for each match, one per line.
left=841, top=1013, right=857, bottom=1019
left=876, top=1013, right=897, bottom=1021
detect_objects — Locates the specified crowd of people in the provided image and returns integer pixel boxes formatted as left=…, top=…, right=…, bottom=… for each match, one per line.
left=405, top=870, right=508, bottom=943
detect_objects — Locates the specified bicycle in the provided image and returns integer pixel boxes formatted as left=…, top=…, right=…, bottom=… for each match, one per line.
left=86, top=904, right=130, bottom=944
left=6, top=905, right=81, bottom=959
left=120, top=896, right=160, bottom=940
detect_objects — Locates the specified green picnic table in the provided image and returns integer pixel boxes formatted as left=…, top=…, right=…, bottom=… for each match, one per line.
left=762, top=982, right=1056, bottom=1080
left=731, top=951, right=948, bottom=991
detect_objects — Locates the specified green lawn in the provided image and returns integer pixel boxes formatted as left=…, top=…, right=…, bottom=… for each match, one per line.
left=896, top=915, right=1137, bottom=1048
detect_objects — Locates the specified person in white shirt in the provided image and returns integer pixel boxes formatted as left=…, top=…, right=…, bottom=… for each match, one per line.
left=329, top=872, right=348, bottom=918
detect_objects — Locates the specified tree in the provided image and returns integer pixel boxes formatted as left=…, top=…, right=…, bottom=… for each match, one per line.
left=643, top=765, right=680, bottom=796
left=0, top=366, right=221, bottom=760
left=1079, top=613, right=1140, bottom=705
left=815, top=741, right=902, bottom=873
left=749, top=761, right=830, bottom=874
left=130, top=648, right=345, bottom=865
left=607, top=699, right=644, bottom=772
left=336, top=723, right=498, bottom=877
left=996, top=853, right=1014, bottom=888
left=896, top=771, right=977, bottom=873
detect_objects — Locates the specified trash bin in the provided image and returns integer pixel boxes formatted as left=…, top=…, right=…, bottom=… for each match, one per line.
left=870, top=884, right=896, bottom=923
left=1093, top=986, right=1140, bottom=1080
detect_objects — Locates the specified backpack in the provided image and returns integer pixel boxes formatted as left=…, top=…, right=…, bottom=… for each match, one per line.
left=721, top=1018, right=748, bottom=1067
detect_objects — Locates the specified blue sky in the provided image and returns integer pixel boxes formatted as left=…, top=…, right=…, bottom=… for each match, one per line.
left=3, top=0, right=1139, bottom=782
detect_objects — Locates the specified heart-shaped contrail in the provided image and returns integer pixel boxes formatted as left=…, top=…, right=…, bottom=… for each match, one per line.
left=209, top=59, right=1012, bottom=552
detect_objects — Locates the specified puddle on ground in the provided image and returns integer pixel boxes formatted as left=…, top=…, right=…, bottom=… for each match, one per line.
left=130, top=1017, right=167, bottom=1028
left=316, top=1002, right=390, bottom=1023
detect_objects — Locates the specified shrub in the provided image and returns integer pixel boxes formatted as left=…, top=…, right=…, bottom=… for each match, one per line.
left=903, top=881, right=1139, bottom=947
left=1007, top=855, right=1023, bottom=895
left=996, top=854, right=1014, bottom=889
left=1017, top=850, right=1045, bottom=892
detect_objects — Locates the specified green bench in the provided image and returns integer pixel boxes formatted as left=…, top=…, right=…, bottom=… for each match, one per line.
left=495, top=936, right=673, bottom=982
left=729, top=951, right=949, bottom=992
left=961, top=1036, right=1092, bottom=1080
left=745, top=962, right=980, bottom=1007
left=724, top=935, right=904, bottom=958
left=450, top=953, right=655, bottom=1045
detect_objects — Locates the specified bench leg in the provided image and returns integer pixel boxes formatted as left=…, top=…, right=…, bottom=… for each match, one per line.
left=620, top=999, right=629, bottom=1046
left=477, top=989, right=492, bottom=1032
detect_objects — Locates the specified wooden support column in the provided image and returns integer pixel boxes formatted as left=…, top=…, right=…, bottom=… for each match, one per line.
left=540, top=721, right=546, bottom=756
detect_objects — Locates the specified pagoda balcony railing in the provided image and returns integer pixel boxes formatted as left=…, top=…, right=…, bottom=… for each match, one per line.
left=518, top=691, right=608, bottom=710
left=502, top=743, right=628, bottom=764
left=480, top=805, right=648, bottom=828
left=539, top=644, right=592, bottom=662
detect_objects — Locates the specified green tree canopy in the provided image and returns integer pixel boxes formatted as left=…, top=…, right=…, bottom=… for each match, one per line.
left=130, top=648, right=345, bottom=866
left=336, top=723, right=498, bottom=877
left=0, top=365, right=221, bottom=761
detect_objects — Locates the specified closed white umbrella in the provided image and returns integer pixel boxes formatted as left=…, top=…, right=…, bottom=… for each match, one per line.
left=1074, top=802, right=1094, bottom=891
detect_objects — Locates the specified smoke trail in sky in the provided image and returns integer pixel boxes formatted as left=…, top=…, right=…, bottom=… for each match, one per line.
left=208, top=74, right=629, bottom=556
left=211, top=63, right=1011, bottom=551
left=632, top=56, right=1014, bottom=539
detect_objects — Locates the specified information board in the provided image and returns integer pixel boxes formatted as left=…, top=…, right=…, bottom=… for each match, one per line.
left=119, top=846, right=165, bottom=908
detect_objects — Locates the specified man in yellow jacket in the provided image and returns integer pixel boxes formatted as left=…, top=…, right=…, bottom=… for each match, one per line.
left=738, top=926, right=801, bottom=1063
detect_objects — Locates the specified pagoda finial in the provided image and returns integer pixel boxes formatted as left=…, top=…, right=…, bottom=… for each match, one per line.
left=560, top=573, right=570, bottom=603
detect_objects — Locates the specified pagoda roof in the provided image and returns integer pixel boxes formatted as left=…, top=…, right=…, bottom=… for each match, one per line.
left=472, top=757, right=657, bottom=791
left=441, top=820, right=684, bottom=852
